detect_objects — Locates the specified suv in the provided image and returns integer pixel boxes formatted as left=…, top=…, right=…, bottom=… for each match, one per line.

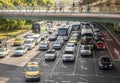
left=99, top=56, right=113, bottom=70
left=62, top=49, right=75, bottom=62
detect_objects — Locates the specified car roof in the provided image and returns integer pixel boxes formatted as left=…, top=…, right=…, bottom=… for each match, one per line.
left=27, top=62, right=39, bottom=66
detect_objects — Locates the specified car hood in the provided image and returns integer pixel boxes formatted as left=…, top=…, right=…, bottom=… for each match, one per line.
left=45, top=54, right=55, bottom=57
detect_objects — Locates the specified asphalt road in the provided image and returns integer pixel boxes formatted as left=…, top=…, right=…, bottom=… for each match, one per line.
left=0, top=23, right=120, bottom=83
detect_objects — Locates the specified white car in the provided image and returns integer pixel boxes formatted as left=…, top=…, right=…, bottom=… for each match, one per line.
left=0, top=48, right=9, bottom=58
left=80, top=45, right=92, bottom=56
left=32, top=34, right=41, bottom=45
left=24, top=38, right=36, bottom=50
left=62, top=50, right=75, bottom=62
left=65, top=43, right=76, bottom=52
left=45, top=50, right=57, bottom=61
left=39, top=41, right=49, bottom=51
left=13, top=46, right=27, bottom=56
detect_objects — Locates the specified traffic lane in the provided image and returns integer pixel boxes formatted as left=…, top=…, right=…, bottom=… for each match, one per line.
left=52, top=42, right=80, bottom=75
left=96, top=23, right=120, bottom=60
left=0, top=42, right=40, bottom=66
left=40, top=74, right=88, bottom=83
left=75, top=58, right=97, bottom=76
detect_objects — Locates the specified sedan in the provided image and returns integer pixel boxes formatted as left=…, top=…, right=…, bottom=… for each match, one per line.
left=0, top=48, right=9, bottom=58
left=39, top=41, right=49, bottom=51
left=49, top=34, right=57, bottom=41
left=45, top=50, right=57, bottom=61
left=99, top=56, right=113, bottom=70
left=80, top=45, right=92, bottom=56
left=95, top=40, right=106, bottom=49
left=13, top=46, right=27, bottom=56
left=53, top=41, right=62, bottom=50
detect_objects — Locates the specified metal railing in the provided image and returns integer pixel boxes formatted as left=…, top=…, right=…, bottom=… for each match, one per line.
left=0, top=6, right=120, bottom=14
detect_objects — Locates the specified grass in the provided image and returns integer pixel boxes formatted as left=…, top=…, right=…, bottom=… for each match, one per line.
left=102, top=23, right=120, bottom=39
left=0, top=25, right=31, bottom=40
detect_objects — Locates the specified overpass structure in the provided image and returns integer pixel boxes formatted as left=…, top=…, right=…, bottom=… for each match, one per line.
left=0, top=0, right=119, bottom=23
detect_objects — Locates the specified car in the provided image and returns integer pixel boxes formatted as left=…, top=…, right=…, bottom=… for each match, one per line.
left=57, top=36, right=65, bottom=45
left=24, top=38, right=36, bottom=50
left=93, top=28, right=100, bottom=36
left=13, top=46, right=27, bottom=56
left=46, top=28, right=54, bottom=34
left=32, top=34, right=41, bottom=45
left=94, top=33, right=104, bottom=41
left=24, top=62, right=41, bottom=81
left=44, top=50, right=57, bottom=61
left=42, top=32, right=49, bottom=38
left=62, top=50, right=75, bottom=62
left=68, top=37, right=78, bottom=45
left=39, top=41, right=49, bottom=51
left=14, top=37, right=25, bottom=46
left=0, top=47, right=9, bottom=58
left=95, top=40, right=106, bottom=49
left=80, top=45, right=92, bottom=56
left=99, top=56, right=113, bottom=70
left=25, top=33, right=35, bottom=38
left=0, top=40, right=7, bottom=47
left=71, top=31, right=80, bottom=38
left=53, top=41, right=62, bottom=50
left=40, top=34, right=46, bottom=40
left=65, top=43, right=76, bottom=52
left=49, top=34, right=57, bottom=41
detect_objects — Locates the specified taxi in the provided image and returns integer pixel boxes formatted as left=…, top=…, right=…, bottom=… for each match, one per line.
left=68, top=37, right=78, bottom=45
left=14, top=37, right=25, bottom=46
left=24, top=62, right=41, bottom=81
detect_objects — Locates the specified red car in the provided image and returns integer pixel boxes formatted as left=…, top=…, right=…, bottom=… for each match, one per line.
left=95, top=40, right=106, bottom=49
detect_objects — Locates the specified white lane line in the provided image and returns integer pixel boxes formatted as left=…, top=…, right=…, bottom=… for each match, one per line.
left=61, top=81, right=70, bottom=83
left=73, top=42, right=80, bottom=75
left=45, top=80, right=54, bottom=82
left=93, top=50, right=98, bottom=76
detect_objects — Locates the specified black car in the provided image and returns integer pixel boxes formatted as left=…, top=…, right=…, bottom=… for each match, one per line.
left=99, top=56, right=113, bottom=70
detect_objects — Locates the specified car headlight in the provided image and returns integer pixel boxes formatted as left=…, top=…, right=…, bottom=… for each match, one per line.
left=109, top=63, right=112, bottom=67
left=99, top=62, right=103, bottom=66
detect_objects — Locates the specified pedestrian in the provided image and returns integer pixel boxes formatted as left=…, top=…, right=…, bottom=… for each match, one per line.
left=59, top=6, right=62, bottom=12
left=72, top=2, right=75, bottom=12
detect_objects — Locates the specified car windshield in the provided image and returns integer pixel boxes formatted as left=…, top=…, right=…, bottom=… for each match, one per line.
left=16, top=47, right=23, bottom=50
left=102, top=57, right=111, bottom=63
left=67, top=44, right=74, bottom=47
left=46, top=51, right=55, bottom=54
left=64, top=51, right=73, bottom=54
left=84, top=46, right=89, bottom=50
left=25, top=41, right=31, bottom=44
left=0, top=48, right=5, bottom=52
left=41, top=43, right=47, bottom=45
left=26, top=66, right=39, bottom=71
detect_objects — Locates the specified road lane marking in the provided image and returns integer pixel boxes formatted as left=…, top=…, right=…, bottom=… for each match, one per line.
left=45, top=80, right=54, bottom=82
left=73, top=41, right=80, bottom=75
left=61, top=81, right=70, bottom=83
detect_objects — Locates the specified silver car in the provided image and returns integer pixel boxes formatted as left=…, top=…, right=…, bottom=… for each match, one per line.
left=80, top=45, right=92, bottom=56
left=39, top=41, right=49, bottom=51
left=0, top=48, right=9, bottom=58
left=13, top=46, right=27, bottom=56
